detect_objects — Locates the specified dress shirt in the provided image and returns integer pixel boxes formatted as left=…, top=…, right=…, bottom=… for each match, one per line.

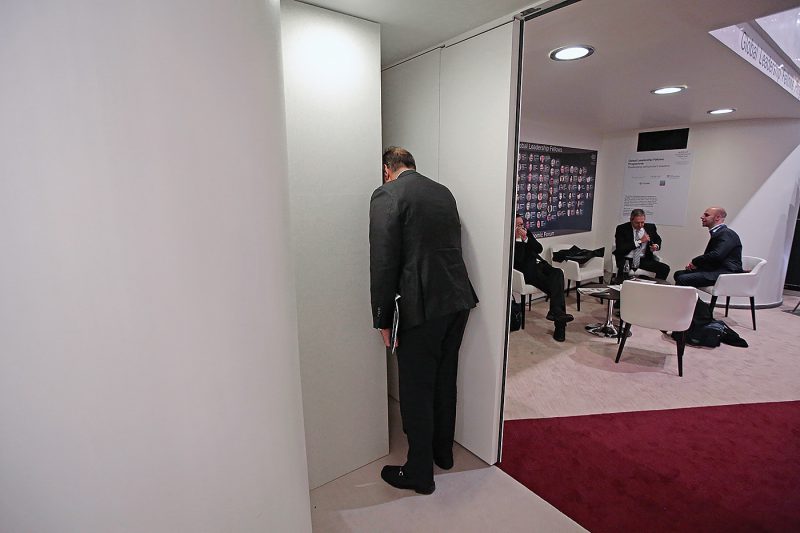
left=625, top=227, right=644, bottom=258
left=709, top=223, right=725, bottom=234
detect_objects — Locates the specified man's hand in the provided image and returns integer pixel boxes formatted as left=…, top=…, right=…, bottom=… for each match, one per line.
left=640, top=232, right=650, bottom=245
left=380, top=328, right=398, bottom=349
left=685, top=262, right=696, bottom=270
left=650, top=243, right=659, bottom=251
left=515, top=226, right=527, bottom=240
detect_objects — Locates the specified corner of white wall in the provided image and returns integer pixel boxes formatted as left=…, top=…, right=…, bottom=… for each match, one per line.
left=281, top=0, right=388, bottom=489
left=0, top=1, right=312, bottom=531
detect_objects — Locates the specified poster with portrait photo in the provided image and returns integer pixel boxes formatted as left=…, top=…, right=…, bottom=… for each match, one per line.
left=515, top=142, right=597, bottom=238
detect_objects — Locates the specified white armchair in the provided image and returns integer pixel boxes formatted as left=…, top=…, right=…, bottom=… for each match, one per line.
left=511, top=269, right=545, bottom=329
left=550, top=244, right=605, bottom=311
left=615, top=280, right=698, bottom=377
left=697, top=256, right=766, bottom=330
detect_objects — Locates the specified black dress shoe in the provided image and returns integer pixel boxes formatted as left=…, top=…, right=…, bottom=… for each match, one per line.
left=434, top=454, right=453, bottom=470
left=380, top=465, right=435, bottom=494
left=546, top=310, right=575, bottom=323
left=553, top=322, right=566, bottom=342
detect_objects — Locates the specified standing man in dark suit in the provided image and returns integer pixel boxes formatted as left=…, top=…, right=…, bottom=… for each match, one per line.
left=613, top=208, right=670, bottom=280
left=514, top=215, right=573, bottom=341
left=674, top=206, right=743, bottom=287
left=370, top=147, right=478, bottom=495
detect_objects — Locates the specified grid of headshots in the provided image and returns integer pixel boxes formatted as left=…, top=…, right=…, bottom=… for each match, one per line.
left=515, top=142, right=597, bottom=238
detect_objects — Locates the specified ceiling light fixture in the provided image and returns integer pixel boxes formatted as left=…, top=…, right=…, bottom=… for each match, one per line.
left=549, top=45, right=595, bottom=61
left=707, top=108, right=736, bottom=115
left=651, top=85, right=687, bottom=95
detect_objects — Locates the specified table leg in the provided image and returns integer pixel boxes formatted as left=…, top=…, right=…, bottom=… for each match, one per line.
left=585, top=299, right=619, bottom=337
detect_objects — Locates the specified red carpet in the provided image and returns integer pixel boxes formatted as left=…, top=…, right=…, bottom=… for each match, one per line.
left=498, top=402, right=800, bottom=532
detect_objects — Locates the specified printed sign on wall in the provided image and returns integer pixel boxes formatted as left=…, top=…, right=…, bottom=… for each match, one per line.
left=620, top=149, right=693, bottom=226
left=516, top=142, right=597, bottom=238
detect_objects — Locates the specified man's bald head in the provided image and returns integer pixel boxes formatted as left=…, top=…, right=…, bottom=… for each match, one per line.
left=701, top=206, right=727, bottom=228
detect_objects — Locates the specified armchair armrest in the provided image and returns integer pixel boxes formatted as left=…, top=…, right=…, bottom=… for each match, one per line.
left=584, top=256, right=605, bottom=271
left=713, top=271, right=759, bottom=297
left=557, top=259, right=580, bottom=280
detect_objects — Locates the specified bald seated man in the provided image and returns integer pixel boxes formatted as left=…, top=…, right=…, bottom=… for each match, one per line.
left=673, top=206, right=743, bottom=287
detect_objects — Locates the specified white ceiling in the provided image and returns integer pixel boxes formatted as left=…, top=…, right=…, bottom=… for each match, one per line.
left=305, top=0, right=800, bottom=133
left=520, top=0, right=800, bottom=133
left=298, top=0, right=547, bottom=66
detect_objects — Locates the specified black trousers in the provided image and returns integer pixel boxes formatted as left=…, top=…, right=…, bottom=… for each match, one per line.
left=523, top=261, right=566, bottom=315
left=396, top=309, right=470, bottom=483
left=674, top=268, right=723, bottom=287
left=614, top=254, right=670, bottom=280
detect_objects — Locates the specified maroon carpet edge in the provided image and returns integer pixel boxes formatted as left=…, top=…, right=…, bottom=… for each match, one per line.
left=498, top=402, right=800, bottom=533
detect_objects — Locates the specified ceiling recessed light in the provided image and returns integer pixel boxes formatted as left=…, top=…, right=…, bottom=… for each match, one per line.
left=707, top=108, right=736, bottom=115
left=651, top=85, right=687, bottom=95
left=549, top=45, right=595, bottom=61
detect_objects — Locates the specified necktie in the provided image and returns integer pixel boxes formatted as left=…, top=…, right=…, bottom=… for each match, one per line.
left=632, top=229, right=644, bottom=269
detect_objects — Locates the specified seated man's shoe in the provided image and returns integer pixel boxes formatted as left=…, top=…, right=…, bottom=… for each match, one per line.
left=434, top=453, right=454, bottom=470
left=553, top=322, right=566, bottom=342
left=546, top=310, right=574, bottom=323
left=381, top=465, right=435, bottom=495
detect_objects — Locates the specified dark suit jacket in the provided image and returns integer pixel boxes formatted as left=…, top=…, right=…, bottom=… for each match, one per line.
left=692, top=225, right=743, bottom=273
left=613, top=222, right=662, bottom=262
left=370, top=170, right=478, bottom=331
left=513, top=230, right=543, bottom=273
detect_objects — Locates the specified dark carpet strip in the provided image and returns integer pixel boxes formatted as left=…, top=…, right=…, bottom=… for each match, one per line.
left=498, top=402, right=800, bottom=532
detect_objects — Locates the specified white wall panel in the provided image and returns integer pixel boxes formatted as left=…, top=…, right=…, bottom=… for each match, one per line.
left=281, top=1, right=388, bottom=489
left=381, top=49, right=442, bottom=181
left=381, top=49, right=442, bottom=400
left=439, top=22, right=518, bottom=464
left=733, top=143, right=800, bottom=305
left=0, top=1, right=311, bottom=531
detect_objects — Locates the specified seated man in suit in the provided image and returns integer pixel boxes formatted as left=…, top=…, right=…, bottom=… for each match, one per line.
left=674, top=206, right=743, bottom=287
left=514, top=215, right=573, bottom=342
left=613, top=208, right=670, bottom=280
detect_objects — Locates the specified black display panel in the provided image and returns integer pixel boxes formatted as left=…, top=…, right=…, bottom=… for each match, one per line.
left=637, top=128, right=689, bottom=152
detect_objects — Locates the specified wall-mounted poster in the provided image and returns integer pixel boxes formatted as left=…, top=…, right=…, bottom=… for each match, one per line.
left=620, top=149, right=693, bottom=226
left=515, top=142, right=597, bottom=238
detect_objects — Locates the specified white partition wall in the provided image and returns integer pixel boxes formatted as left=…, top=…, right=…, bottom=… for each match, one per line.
left=382, top=49, right=442, bottom=181
left=733, top=143, right=800, bottom=305
left=281, top=1, right=388, bottom=489
left=439, top=23, right=519, bottom=465
left=0, top=1, right=311, bottom=531
left=381, top=49, right=442, bottom=400
left=381, top=21, right=519, bottom=466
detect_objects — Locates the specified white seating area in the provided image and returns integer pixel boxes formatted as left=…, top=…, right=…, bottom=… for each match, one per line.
left=615, top=280, right=698, bottom=376
left=549, top=244, right=605, bottom=312
left=511, top=244, right=769, bottom=341
left=511, top=269, right=546, bottom=329
left=698, top=256, right=767, bottom=330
